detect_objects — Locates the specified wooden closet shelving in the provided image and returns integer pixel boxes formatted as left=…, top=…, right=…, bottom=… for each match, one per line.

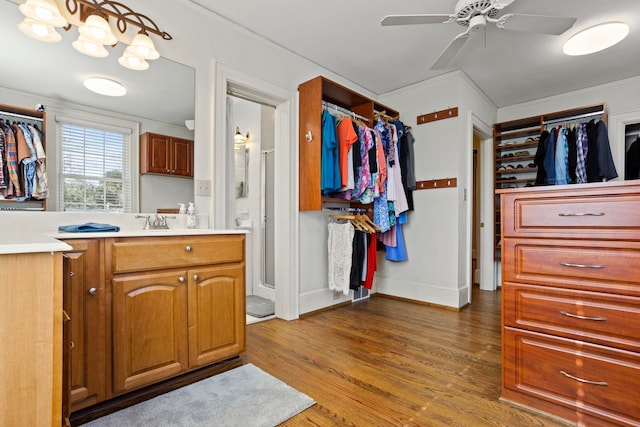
left=298, top=76, right=399, bottom=211
left=0, top=103, right=47, bottom=211
left=493, top=103, right=606, bottom=259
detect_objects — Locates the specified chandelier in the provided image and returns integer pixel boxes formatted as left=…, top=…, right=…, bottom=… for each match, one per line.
left=16, top=0, right=172, bottom=71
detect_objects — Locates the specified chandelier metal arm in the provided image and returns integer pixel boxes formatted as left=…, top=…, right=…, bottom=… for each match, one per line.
left=64, top=0, right=172, bottom=40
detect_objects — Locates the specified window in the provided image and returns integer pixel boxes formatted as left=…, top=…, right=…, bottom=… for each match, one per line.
left=58, top=121, right=132, bottom=212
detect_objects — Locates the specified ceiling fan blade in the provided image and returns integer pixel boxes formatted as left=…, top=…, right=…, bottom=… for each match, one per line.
left=381, top=14, right=454, bottom=26
left=497, top=13, right=577, bottom=35
left=431, top=31, right=471, bottom=70
left=491, top=0, right=517, bottom=9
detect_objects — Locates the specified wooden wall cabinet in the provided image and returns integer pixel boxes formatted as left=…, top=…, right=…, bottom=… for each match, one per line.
left=62, top=240, right=107, bottom=413
left=298, top=76, right=398, bottom=211
left=499, top=181, right=640, bottom=426
left=140, top=132, right=194, bottom=177
left=107, top=235, right=246, bottom=394
left=493, top=103, right=606, bottom=259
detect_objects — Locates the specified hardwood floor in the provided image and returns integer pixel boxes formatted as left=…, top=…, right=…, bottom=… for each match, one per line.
left=242, top=289, right=572, bottom=427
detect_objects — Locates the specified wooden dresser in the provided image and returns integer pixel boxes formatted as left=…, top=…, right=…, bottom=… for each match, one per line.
left=499, top=181, right=640, bottom=426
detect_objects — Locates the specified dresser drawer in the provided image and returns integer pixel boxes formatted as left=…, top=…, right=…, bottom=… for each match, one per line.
left=503, top=327, right=640, bottom=426
left=503, top=238, right=640, bottom=296
left=504, top=283, right=640, bottom=352
left=110, top=235, right=245, bottom=274
left=501, top=183, right=640, bottom=240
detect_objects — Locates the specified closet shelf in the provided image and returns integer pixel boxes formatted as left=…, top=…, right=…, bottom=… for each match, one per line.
left=492, top=102, right=607, bottom=260
left=495, top=140, right=539, bottom=151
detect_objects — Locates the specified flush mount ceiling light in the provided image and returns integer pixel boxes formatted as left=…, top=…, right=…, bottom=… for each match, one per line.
left=563, top=22, right=629, bottom=56
left=84, top=77, right=127, bottom=96
left=16, top=0, right=171, bottom=70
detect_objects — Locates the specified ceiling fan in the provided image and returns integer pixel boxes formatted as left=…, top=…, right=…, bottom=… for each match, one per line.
left=381, top=0, right=577, bottom=70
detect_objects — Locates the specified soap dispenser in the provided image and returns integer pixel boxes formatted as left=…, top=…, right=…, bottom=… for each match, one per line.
left=177, top=203, right=187, bottom=228
left=186, top=202, right=197, bottom=229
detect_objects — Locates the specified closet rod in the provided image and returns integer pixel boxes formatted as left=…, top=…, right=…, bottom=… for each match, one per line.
left=543, top=110, right=603, bottom=126
left=323, top=206, right=370, bottom=213
left=0, top=111, right=44, bottom=122
left=322, top=100, right=370, bottom=123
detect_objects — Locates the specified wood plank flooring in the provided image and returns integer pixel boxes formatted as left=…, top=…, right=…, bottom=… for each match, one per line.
left=242, top=289, right=572, bottom=427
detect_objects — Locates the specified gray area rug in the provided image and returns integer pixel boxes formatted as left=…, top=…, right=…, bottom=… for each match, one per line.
left=246, top=295, right=275, bottom=318
left=84, top=364, right=315, bottom=427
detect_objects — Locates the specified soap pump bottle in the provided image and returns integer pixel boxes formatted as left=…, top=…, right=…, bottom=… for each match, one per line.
left=186, top=202, right=196, bottom=229
left=177, top=203, right=187, bottom=228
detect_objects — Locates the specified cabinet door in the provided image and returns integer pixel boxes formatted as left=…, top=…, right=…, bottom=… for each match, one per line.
left=188, top=264, right=245, bottom=367
left=142, top=133, right=171, bottom=174
left=63, top=239, right=107, bottom=412
left=171, top=137, right=194, bottom=177
left=112, top=271, right=188, bottom=393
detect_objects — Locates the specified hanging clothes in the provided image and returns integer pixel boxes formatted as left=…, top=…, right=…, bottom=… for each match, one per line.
left=626, top=136, right=640, bottom=179
left=321, top=109, right=340, bottom=195
left=327, top=221, right=355, bottom=296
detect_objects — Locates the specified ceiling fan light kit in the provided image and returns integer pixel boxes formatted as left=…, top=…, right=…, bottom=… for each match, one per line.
left=563, top=22, right=629, bottom=56
left=381, top=0, right=577, bottom=70
left=16, top=0, right=171, bottom=73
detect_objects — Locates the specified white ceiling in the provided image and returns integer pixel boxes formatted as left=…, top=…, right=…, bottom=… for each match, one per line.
left=1, top=0, right=638, bottom=127
left=192, top=0, right=640, bottom=107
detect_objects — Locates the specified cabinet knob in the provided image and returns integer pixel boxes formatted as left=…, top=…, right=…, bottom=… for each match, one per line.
left=185, top=245, right=192, bottom=252
left=88, top=287, right=97, bottom=296
left=193, top=274, right=199, bottom=281
left=305, top=130, right=313, bottom=142
left=178, top=276, right=185, bottom=283
left=69, top=271, right=75, bottom=277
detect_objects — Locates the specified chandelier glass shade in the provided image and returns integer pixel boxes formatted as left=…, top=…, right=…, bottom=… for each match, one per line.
left=16, top=0, right=171, bottom=71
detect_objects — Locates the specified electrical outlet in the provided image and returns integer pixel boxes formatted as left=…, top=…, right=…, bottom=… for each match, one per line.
left=196, top=180, right=211, bottom=196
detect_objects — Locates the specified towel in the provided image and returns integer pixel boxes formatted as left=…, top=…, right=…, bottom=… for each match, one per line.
left=57, top=222, right=120, bottom=233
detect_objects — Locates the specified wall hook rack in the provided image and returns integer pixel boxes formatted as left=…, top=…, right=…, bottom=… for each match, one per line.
left=417, top=107, right=458, bottom=125
left=415, top=177, right=457, bottom=190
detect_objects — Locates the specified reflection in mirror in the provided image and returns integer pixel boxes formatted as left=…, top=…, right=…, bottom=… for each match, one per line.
left=235, top=145, right=249, bottom=198
left=0, top=0, right=195, bottom=212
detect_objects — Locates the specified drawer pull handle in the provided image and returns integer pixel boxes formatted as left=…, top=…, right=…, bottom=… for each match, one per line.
left=560, top=311, right=606, bottom=321
left=185, top=246, right=192, bottom=252
left=178, top=276, right=185, bottom=283
left=560, top=370, right=608, bottom=386
left=559, top=261, right=605, bottom=269
left=558, top=212, right=605, bottom=217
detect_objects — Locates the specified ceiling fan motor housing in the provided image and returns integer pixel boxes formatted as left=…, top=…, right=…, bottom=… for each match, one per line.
left=454, top=0, right=498, bottom=26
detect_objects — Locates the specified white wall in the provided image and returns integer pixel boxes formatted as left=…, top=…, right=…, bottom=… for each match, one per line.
left=376, top=71, right=497, bottom=308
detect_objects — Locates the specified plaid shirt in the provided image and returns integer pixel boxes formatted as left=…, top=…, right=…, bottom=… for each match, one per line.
left=0, top=122, right=21, bottom=197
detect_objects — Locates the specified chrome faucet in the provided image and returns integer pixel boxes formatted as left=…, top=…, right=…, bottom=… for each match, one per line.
left=135, top=215, right=151, bottom=230
left=152, top=214, right=175, bottom=229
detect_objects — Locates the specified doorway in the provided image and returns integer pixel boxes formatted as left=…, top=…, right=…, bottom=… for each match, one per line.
left=228, top=95, right=276, bottom=319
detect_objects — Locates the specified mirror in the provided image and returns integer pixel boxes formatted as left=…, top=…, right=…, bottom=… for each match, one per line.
left=0, top=0, right=195, bottom=211
left=235, top=145, right=249, bottom=198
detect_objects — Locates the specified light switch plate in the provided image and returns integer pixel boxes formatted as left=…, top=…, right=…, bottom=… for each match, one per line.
left=196, top=180, right=211, bottom=196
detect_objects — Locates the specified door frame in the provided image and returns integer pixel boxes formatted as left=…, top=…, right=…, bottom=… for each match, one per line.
left=214, top=61, right=299, bottom=320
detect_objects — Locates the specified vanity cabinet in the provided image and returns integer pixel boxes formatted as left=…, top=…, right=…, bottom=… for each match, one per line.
left=62, top=239, right=108, bottom=412
left=107, top=234, right=245, bottom=394
left=499, top=181, right=640, bottom=426
left=140, top=132, right=194, bottom=177
left=1, top=251, right=64, bottom=427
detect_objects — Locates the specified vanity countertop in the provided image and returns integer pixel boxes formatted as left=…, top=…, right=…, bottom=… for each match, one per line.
left=0, top=211, right=249, bottom=255
left=1, top=229, right=248, bottom=255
